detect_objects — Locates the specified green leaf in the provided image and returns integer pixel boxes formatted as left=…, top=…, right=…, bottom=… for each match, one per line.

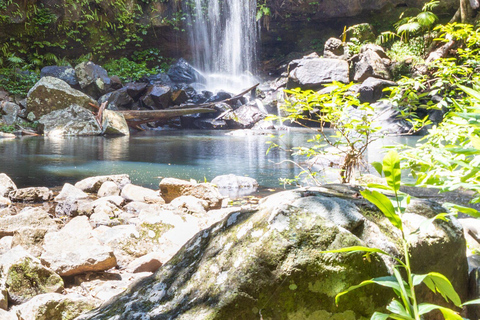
left=382, top=150, right=402, bottom=193
left=443, top=203, right=480, bottom=217
left=422, top=272, right=461, bottom=307
left=462, top=298, right=480, bottom=306
left=335, top=276, right=403, bottom=305
left=439, top=307, right=463, bottom=320
left=458, top=84, right=480, bottom=101
left=386, top=300, right=413, bottom=319
left=418, top=303, right=442, bottom=316
left=371, top=312, right=391, bottom=320
left=361, top=190, right=403, bottom=231
left=371, top=161, right=383, bottom=176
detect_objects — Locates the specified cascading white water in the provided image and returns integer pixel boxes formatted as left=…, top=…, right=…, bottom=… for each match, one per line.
left=185, top=0, right=258, bottom=92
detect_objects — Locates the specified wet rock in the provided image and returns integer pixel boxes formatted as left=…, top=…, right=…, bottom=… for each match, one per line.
left=170, top=196, right=209, bottom=215
left=0, top=246, right=64, bottom=304
left=54, top=183, right=89, bottom=202
left=193, top=118, right=228, bottom=129
left=40, top=216, right=117, bottom=276
left=0, top=207, right=57, bottom=238
left=98, top=87, right=133, bottom=111
left=38, top=104, right=102, bottom=136
left=0, top=132, right=15, bottom=139
left=226, top=104, right=266, bottom=128
left=26, top=76, right=96, bottom=119
left=352, top=45, right=391, bottom=82
left=40, top=66, right=78, bottom=87
left=97, top=181, right=120, bottom=197
left=125, top=82, right=148, bottom=100
left=206, top=91, right=232, bottom=103
left=75, top=61, right=115, bottom=99
left=287, top=57, right=349, bottom=90
left=171, top=89, right=189, bottom=105
left=121, top=184, right=164, bottom=204
left=12, top=292, right=98, bottom=320
left=75, top=174, right=131, bottom=193
left=0, top=173, right=16, bottom=198
left=358, top=77, right=397, bottom=103
left=9, top=187, right=52, bottom=202
left=126, top=252, right=163, bottom=273
left=140, top=85, right=171, bottom=110
left=167, top=58, right=204, bottom=83
left=101, top=109, right=130, bottom=136
left=159, top=178, right=223, bottom=209
left=1, top=101, right=21, bottom=125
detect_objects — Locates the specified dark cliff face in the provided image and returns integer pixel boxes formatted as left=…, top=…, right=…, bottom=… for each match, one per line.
left=0, top=0, right=458, bottom=67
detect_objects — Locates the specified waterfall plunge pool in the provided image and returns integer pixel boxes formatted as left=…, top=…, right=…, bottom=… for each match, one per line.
left=0, top=129, right=420, bottom=193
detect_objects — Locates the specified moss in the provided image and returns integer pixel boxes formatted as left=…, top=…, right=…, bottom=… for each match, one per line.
left=120, top=222, right=174, bottom=257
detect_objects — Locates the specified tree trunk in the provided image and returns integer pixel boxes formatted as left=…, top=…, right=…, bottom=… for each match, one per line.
left=461, top=0, right=475, bottom=23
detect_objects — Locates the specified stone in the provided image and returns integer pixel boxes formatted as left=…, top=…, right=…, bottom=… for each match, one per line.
left=120, top=184, right=164, bottom=204
left=171, top=89, right=189, bottom=105
left=9, top=187, right=52, bottom=202
left=352, top=46, right=392, bottom=82
left=125, top=82, right=148, bottom=100
left=167, top=58, right=205, bottom=83
left=226, top=104, right=266, bottom=129
left=75, top=61, right=113, bottom=99
left=40, top=216, right=117, bottom=276
left=0, top=207, right=57, bottom=238
left=12, top=293, right=98, bottom=320
left=287, top=58, right=349, bottom=90
left=140, top=85, right=171, bottom=110
left=170, top=196, right=209, bottom=215
left=38, top=104, right=102, bottom=136
left=0, top=196, right=11, bottom=208
left=11, top=227, right=50, bottom=257
left=323, top=37, right=345, bottom=59
left=371, top=101, right=413, bottom=134
left=55, top=199, right=93, bottom=217
left=26, top=76, right=96, bottom=119
left=126, top=252, right=163, bottom=273
left=101, top=109, right=130, bottom=136
left=96, top=195, right=126, bottom=207
left=98, top=87, right=133, bottom=111
left=345, top=23, right=376, bottom=43
left=159, top=178, right=223, bottom=209
left=54, top=183, right=89, bottom=202
left=0, top=286, right=6, bottom=311
left=40, top=66, right=78, bottom=87
left=0, top=132, right=15, bottom=139
left=75, top=174, right=131, bottom=193
left=1, top=101, right=21, bottom=125
left=358, top=77, right=397, bottom=103
left=0, top=236, right=12, bottom=255
left=0, top=246, right=64, bottom=304
left=0, top=173, right=17, bottom=197
left=0, top=309, right=16, bottom=320
left=97, top=181, right=120, bottom=197
left=211, top=174, right=259, bottom=198
left=192, top=118, right=228, bottom=130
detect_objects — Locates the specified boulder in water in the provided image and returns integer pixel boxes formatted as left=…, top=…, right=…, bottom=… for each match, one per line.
left=38, top=104, right=102, bottom=136
left=101, top=109, right=130, bottom=136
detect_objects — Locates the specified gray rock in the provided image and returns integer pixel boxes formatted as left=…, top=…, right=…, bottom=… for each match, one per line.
left=0, top=246, right=64, bottom=304
left=140, top=85, right=172, bottom=110
left=345, top=23, right=376, bottom=43
left=121, top=184, right=164, bottom=204
left=211, top=174, right=259, bottom=198
left=126, top=252, right=163, bottom=273
left=40, top=66, right=78, bottom=87
left=1, top=101, right=21, bottom=125
left=353, top=46, right=392, bottom=82
left=9, top=187, right=52, bottom=202
left=323, top=37, right=345, bottom=59
left=226, top=104, right=266, bottom=129
left=26, top=76, right=96, bottom=119
left=75, top=174, right=131, bottom=193
left=0, top=196, right=11, bottom=208
left=170, top=196, right=209, bottom=215
left=371, top=101, right=413, bottom=134
left=125, top=82, right=148, bottom=100
left=12, top=227, right=50, bottom=257
left=159, top=178, right=223, bottom=209
left=287, top=58, right=349, bottom=90
left=101, top=109, right=130, bottom=136
left=0, top=207, right=57, bottom=238
left=38, top=104, right=102, bottom=136
left=75, top=61, right=114, bottom=99
left=358, top=77, right=397, bottom=103
left=167, top=58, right=205, bottom=83
left=54, top=183, right=89, bottom=202
left=97, top=181, right=120, bottom=197
left=55, top=199, right=93, bottom=217
left=40, top=216, right=117, bottom=276
left=193, top=118, right=228, bottom=130
left=0, top=173, right=17, bottom=198
left=98, top=87, right=133, bottom=111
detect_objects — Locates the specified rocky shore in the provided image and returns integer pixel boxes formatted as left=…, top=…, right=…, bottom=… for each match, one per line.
left=0, top=172, right=479, bottom=319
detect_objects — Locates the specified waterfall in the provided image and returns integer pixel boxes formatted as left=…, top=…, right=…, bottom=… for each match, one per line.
left=185, top=0, right=258, bottom=92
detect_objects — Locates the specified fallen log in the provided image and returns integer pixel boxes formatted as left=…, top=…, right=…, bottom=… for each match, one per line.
left=118, top=108, right=216, bottom=121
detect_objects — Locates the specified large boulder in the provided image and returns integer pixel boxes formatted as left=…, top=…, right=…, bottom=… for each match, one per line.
left=0, top=173, right=16, bottom=198
left=101, top=109, right=130, bottom=136
left=0, top=207, right=57, bottom=238
left=9, top=187, right=52, bottom=202
left=75, top=174, right=131, bottom=193
left=159, top=178, right=223, bottom=209
left=26, top=76, right=96, bottom=119
left=0, top=246, right=64, bottom=305
left=75, top=61, right=118, bottom=99
left=98, top=87, right=134, bottom=111
left=352, top=45, right=392, bottom=82
left=40, top=216, right=117, bottom=276
left=40, top=66, right=79, bottom=87
left=167, top=58, right=205, bottom=83
left=54, top=183, right=89, bottom=202
left=226, top=104, right=266, bottom=129
left=371, top=101, right=413, bottom=134
left=140, top=85, right=172, bottom=110
left=211, top=174, right=259, bottom=198
left=358, top=77, right=397, bottom=103
left=38, top=104, right=102, bottom=136
left=1, top=101, right=21, bottom=125
left=287, top=57, right=349, bottom=90
left=120, top=184, right=164, bottom=204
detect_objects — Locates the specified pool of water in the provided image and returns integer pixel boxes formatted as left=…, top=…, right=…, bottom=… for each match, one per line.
left=0, top=129, right=420, bottom=190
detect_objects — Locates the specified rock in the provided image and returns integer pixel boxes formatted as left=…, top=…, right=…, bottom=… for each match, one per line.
left=0, top=207, right=57, bottom=238
left=9, top=187, right=52, bottom=202
left=352, top=46, right=392, bottom=82
left=226, top=104, right=266, bottom=129
left=159, top=178, right=223, bottom=209
left=0, top=309, right=16, bottom=320
left=0, top=196, right=11, bottom=208
left=211, top=174, right=259, bottom=198
left=126, top=252, right=163, bottom=273
left=287, top=58, right=349, bottom=90
left=140, top=85, right=171, bottom=109
left=206, top=91, right=232, bottom=103
left=0, top=173, right=16, bottom=198
left=125, top=82, right=148, bottom=100
left=26, top=76, right=96, bottom=119
left=0, top=132, right=15, bottom=139
left=101, top=109, right=130, bottom=136
left=54, top=183, right=89, bottom=202
left=40, top=216, right=117, bottom=276
left=1, top=101, right=21, bottom=125
left=371, top=101, right=413, bottom=134
left=0, top=246, right=64, bottom=304
left=345, top=23, right=376, bottom=43
left=38, top=104, right=101, bottom=136
left=12, top=292, right=98, bottom=320
left=55, top=199, right=93, bottom=217
left=167, top=58, right=204, bottom=83
left=77, top=190, right=392, bottom=320
left=98, top=87, right=133, bottom=111
left=97, top=181, right=120, bottom=197
left=75, top=174, right=131, bottom=193
left=0, top=286, right=6, bottom=311
left=11, top=227, right=50, bottom=257
left=0, top=236, right=12, bottom=255
left=361, top=43, right=389, bottom=59
left=170, top=196, right=209, bottom=215
left=121, top=184, right=164, bottom=204
left=40, top=66, right=78, bottom=87
left=323, top=37, right=345, bottom=59
left=193, top=118, right=228, bottom=129
left=171, top=89, right=189, bottom=105
left=97, top=195, right=126, bottom=207
left=358, top=77, right=397, bottom=103
left=75, top=61, right=114, bottom=99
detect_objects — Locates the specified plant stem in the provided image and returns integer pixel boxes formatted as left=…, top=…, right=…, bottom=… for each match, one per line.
left=402, top=231, right=420, bottom=320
